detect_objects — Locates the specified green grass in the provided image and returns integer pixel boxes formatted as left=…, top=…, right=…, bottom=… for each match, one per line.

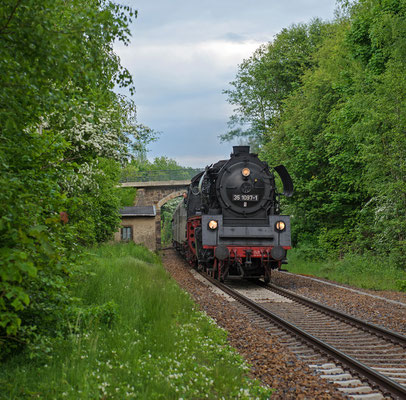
left=287, top=249, right=406, bottom=292
left=1, top=243, right=270, bottom=399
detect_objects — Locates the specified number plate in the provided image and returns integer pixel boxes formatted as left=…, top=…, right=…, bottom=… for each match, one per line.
left=232, top=194, right=258, bottom=201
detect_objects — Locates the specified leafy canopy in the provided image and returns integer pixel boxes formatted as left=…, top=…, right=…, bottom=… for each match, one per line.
left=0, top=0, right=155, bottom=356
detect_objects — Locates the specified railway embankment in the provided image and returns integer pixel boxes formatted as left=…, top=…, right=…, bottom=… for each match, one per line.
left=0, top=244, right=270, bottom=399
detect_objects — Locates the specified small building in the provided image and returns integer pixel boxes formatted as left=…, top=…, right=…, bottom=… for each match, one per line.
left=114, top=206, right=157, bottom=251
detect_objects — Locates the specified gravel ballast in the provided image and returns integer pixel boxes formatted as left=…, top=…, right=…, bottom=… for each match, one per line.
left=162, top=250, right=346, bottom=399
left=271, top=271, right=406, bottom=336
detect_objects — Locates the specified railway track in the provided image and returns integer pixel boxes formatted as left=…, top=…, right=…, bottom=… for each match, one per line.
left=277, top=271, right=406, bottom=308
left=197, top=272, right=406, bottom=399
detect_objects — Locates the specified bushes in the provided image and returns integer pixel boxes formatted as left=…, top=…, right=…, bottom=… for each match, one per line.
left=0, top=158, right=75, bottom=357
left=68, top=301, right=120, bottom=331
left=0, top=0, right=145, bottom=358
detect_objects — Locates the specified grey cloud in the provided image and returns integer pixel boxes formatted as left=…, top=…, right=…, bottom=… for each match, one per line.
left=117, top=0, right=337, bottom=167
left=221, top=32, right=247, bottom=43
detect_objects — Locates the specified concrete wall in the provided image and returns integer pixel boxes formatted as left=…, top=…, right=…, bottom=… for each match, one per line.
left=114, top=216, right=156, bottom=251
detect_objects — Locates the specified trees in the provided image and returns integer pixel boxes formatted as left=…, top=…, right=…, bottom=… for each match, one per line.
left=224, top=0, right=406, bottom=265
left=0, top=0, right=151, bottom=356
left=120, top=155, right=199, bottom=182
left=221, top=20, right=327, bottom=148
left=261, top=20, right=368, bottom=251
left=344, top=0, right=406, bottom=262
left=161, top=198, right=182, bottom=246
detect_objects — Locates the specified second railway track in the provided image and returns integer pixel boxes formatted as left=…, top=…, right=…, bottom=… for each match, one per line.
left=195, top=271, right=406, bottom=399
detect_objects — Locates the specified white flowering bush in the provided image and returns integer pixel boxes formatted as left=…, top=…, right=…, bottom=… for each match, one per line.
left=0, top=0, right=157, bottom=356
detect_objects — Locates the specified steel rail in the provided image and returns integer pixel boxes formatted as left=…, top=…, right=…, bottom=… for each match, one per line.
left=201, top=273, right=406, bottom=400
left=258, top=281, right=406, bottom=346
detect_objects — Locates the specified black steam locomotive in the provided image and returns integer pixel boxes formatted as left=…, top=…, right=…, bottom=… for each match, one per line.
left=172, top=146, right=293, bottom=282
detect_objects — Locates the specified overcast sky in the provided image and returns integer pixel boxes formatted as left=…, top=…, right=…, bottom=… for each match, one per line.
left=115, top=1, right=338, bottom=167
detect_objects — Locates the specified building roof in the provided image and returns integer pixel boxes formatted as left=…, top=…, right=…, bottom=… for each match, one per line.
left=119, top=206, right=156, bottom=217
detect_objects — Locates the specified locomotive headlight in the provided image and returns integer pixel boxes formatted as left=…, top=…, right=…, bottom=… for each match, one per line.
left=242, top=167, right=251, bottom=177
left=208, top=220, right=218, bottom=230
left=275, top=221, right=286, bottom=232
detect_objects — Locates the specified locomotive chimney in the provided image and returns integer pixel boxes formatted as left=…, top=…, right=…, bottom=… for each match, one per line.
left=232, top=146, right=250, bottom=156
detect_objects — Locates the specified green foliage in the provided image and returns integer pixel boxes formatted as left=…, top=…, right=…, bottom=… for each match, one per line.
left=342, top=0, right=406, bottom=264
left=0, top=142, right=80, bottom=357
left=222, top=0, right=406, bottom=269
left=221, top=19, right=327, bottom=146
left=397, top=280, right=406, bottom=292
left=67, top=158, right=122, bottom=245
left=260, top=20, right=368, bottom=250
left=161, top=198, right=182, bottom=246
left=288, top=248, right=406, bottom=291
left=116, top=188, right=138, bottom=207
left=68, top=301, right=120, bottom=331
left=120, top=155, right=196, bottom=182
left=290, top=240, right=327, bottom=262
left=0, top=243, right=271, bottom=399
left=318, top=227, right=355, bottom=257
left=0, top=0, right=154, bottom=357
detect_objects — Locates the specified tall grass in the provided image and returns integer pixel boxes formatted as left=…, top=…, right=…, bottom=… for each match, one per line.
left=1, top=243, right=270, bottom=399
left=287, top=249, right=406, bottom=291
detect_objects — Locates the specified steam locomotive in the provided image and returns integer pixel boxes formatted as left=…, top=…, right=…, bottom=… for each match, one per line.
left=172, top=146, right=293, bottom=283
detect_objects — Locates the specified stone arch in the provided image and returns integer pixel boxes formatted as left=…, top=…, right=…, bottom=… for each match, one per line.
left=157, top=189, right=186, bottom=209
left=155, top=189, right=187, bottom=250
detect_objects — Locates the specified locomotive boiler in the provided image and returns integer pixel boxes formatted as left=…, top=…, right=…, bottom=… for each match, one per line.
left=172, top=146, right=293, bottom=282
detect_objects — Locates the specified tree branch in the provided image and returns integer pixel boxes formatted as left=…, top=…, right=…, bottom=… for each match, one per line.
left=0, top=0, right=22, bottom=34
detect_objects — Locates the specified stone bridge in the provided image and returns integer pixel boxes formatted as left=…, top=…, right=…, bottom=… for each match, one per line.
left=120, top=180, right=191, bottom=250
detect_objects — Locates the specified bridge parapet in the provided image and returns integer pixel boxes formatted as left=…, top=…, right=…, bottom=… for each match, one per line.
left=120, top=168, right=203, bottom=183
left=120, top=180, right=191, bottom=188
